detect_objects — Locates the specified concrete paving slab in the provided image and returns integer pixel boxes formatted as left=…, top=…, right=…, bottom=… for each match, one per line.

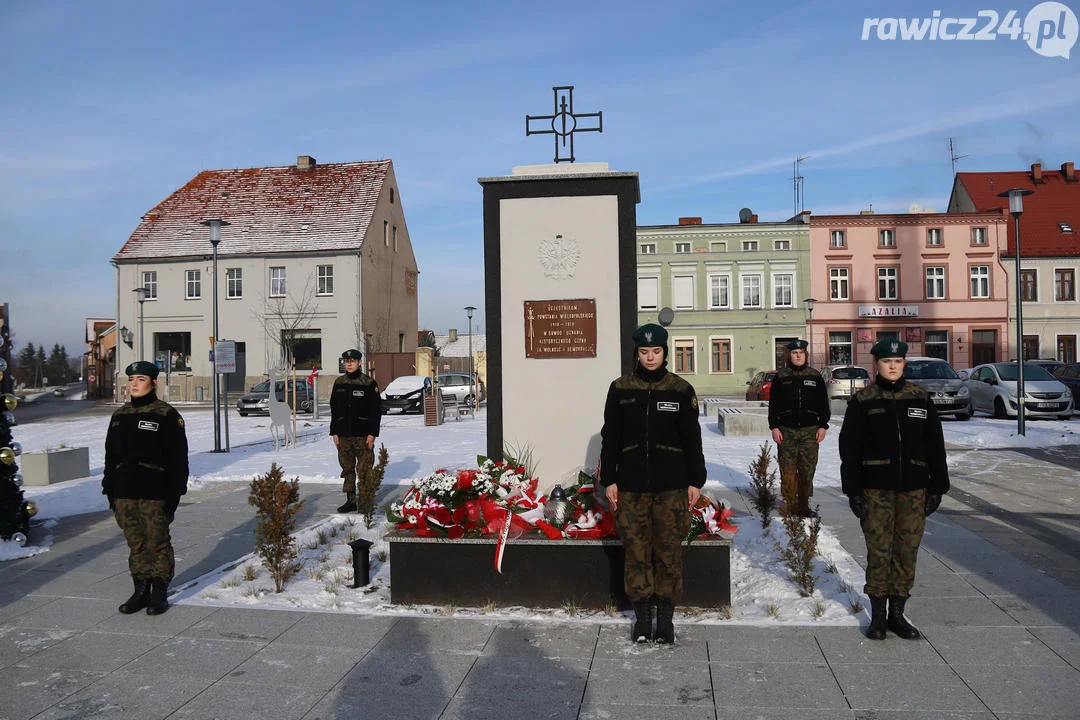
left=701, top=626, right=825, bottom=663
left=93, top=603, right=216, bottom=637
left=847, top=713, right=993, bottom=720
left=329, top=649, right=477, bottom=701
left=813, top=626, right=946, bottom=665
left=707, top=661, right=848, bottom=710
left=832, top=663, right=987, bottom=712
left=714, top=710, right=856, bottom=720
left=444, top=654, right=589, bottom=719
left=166, top=680, right=324, bottom=720
left=989, top=593, right=1080, bottom=628
left=0, top=666, right=104, bottom=720
left=15, top=630, right=161, bottom=673
left=579, top=705, right=719, bottom=720
left=272, top=612, right=398, bottom=650
left=440, top=695, right=580, bottom=720
left=952, top=663, right=1080, bottom=715
left=1027, top=626, right=1080, bottom=668
left=0, top=592, right=56, bottom=624
left=0, top=625, right=76, bottom=669
left=301, top=688, right=450, bottom=720
left=594, top=623, right=709, bottom=662
left=903, top=596, right=1020, bottom=628
left=7, top=569, right=113, bottom=597
left=179, top=607, right=303, bottom=642
left=30, top=672, right=208, bottom=720
left=225, top=642, right=366, bottom=692
left=482, top=621, right=599, bottom=659
left=925, top=626, right=1069, bottom=666
left=370, top=617, right=495, bottom=655
left=583, top=658, right=713, bottom=707
left=118, top=636, right=263, bottom=683
left=12, top=597, right=119, bottom=631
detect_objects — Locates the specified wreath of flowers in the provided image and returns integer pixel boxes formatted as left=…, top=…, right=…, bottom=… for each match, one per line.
left=387, top=455, right=737, bottom=542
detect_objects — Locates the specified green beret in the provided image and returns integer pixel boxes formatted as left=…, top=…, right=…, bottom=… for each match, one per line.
left=341, top=349, right=363, bottom=360
left=125, top=361, right=159, bottom=379
left=632, top=323, right=668, bottom=348
left=785, top=339, right=808, bottom=351
left=871, top=339, right=908, bottom=359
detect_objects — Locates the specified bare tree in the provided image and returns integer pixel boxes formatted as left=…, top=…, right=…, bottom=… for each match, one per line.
left=253, top=276, right=321, bottom=374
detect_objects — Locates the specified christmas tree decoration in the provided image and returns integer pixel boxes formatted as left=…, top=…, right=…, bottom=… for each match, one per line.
left=2, top=394, right=16, bottom=411
left=0, top=400, right=32, bottom=545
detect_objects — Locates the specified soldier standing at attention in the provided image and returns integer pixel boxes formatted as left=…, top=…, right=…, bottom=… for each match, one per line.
left=330, top=349, right=381, bottom=514
left=840, top=340, right=949, bottom=640
left=600, top=323, right=706, bottom=644
left=768, top=339, right=830, bottom=517
left=103, top=361, right=189, bottom=616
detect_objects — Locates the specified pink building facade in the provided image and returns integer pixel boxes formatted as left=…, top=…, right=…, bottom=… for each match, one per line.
left=808, top=211, right=1009, bottom=372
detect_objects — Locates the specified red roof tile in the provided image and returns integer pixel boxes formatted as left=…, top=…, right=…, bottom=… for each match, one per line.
left=953, top=166, right=1080, bottom=257
left=114, top=159, right=392, bottom=261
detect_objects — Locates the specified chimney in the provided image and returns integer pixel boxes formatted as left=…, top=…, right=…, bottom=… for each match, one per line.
left=1062, top=161, right=1076, bottom=182
left=1031, top=162, right=1043, bottom=183
left=449, top=328, right=458, bottom=343
left=678, top=217, right=702, bottom=225
left=296, top=155, right=317, bottom=171
left=750, top=214, right=758, bottom=223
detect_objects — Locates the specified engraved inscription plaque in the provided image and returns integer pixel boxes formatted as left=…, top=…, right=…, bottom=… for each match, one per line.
left=524, top=299, right=597, bottom=359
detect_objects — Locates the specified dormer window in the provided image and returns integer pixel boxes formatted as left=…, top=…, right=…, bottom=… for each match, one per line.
left=1061, top=222, right=1075, bottom=233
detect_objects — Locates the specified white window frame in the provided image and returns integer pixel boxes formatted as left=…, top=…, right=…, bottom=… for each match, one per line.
left=830, top=267, right=850, bottom=301
left=774, top=239, right=791, bottom=251
left=317, top=264, right=334, bottom=296
left=879, top=229, right=896, bottom=247
left=925, top=266, right=946, bottom=300
left=185, top=269, right=201, bottom=300
left=639, top=243, right=656, bottom=255
left=674, top=242, right=691, bottom=254
left=742, top=240, right=759, bottom=252
left=673, top=336, right=696, bottom=375
left=927, top=228, right=943, bottom=246
left=638, top=275, right=659, bottom=311
left=709, top=336, right=734, bottom=374
left=741, top=272, right=763, bottom=308
left=970, top=265, right=990, bottom=298
left=772, top=272, right=795, bottom=308
left=878, top=267, right=898, bottom=300
left=226, top=268, right=242, bottom=299
left=270, top=266, right=287, bottom=298
left=925, top=330, right=949, bottom=361
left=707, top=272, right=732, bottom=310
left=971, top=227, right=987, bottom=245
left=830, top=229, right=846, bottom=248
left=141, top=271, right=157, bottom=300
left=672, top=273, right=696, bottom=310
left=828, top=331, right=853, bottom=366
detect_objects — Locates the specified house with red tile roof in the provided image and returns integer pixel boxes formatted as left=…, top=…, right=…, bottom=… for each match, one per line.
left=949, top=162, right=1080, bottom=363
left=112, top=155, right=419, bottom=401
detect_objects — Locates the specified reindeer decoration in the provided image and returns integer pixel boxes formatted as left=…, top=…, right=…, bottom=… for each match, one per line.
left=267, top=368, right=296, bottom=450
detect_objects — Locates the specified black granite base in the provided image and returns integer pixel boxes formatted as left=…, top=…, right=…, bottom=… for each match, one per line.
left=387, top=532, right=731, bottom=609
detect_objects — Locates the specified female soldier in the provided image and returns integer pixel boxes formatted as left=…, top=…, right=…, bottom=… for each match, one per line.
left=103, top=361, right=189, bottom=616
left=600, top=323, right=706, bottom=644
left=840, top=340, right=949, bottom=640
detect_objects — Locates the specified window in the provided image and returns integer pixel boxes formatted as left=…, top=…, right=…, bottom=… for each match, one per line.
left=877, top=267, right=898, bottom=300
left=742, top=240, right=759, bottom=252
left=970, top=265, right=990, bottom=298
left=925, top=330, right=949, bottom=361
left=828, top=331, right=853, bottom=365
left=1020, top=269, right=1037, bottom=302
left=154, top=331, right=191, bottom=372
left=226, top=268, right=243, bottom=298
left=774, top=239, right=791, bottom=251
left=141, top=271, right=157, bottom=300
left=708, top=274, right=730, bottom=309
left=1022, top=335, right=1039, bottom=361
left=285, top=328, right=322, bottom=370
left=711, top=339, right=732, bottom=373
left=675, top=242, right=691, bottom=253
left=927, top=228, right=943, bottom=246
left=317, top=265, right=334, bottom=296
left=393, top=225, right=398, bottom=252
left=741, top=274, right=762, bottom=308
left=673, top=275, right=695, bottom=310
left=925, top=266, right=946, bottom=299
left=1055, top=269, right=1075, bottom=301
left=638, top=276, right=658, bottom=310
left=971, top=227, right=987, bottom=245
left=270, top=267, right=287, bottom=297
left=879, top=229, right=895, bottom=247
left=830, top=230, right=846, bottom=248
left=383, top=220, right=389, bottom=246
left=185, top=270, right=201, bottom=299
left=1059, top=335, right=1077, bottom=363
left=709, top=241, right=726, bottom=252
left=773, top=273, right=794, bottom=307
left=674, top=339, right=695, bottom=374
left=830, top=267, right=850, bottom=301
left=639, top=243, right=656, bottom=254
left=390, top=187, right=395, bottom=204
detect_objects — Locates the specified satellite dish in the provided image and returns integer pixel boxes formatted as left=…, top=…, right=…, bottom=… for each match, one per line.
left=738, top=208, right=753, bottom=223
left=908, top=203, right=923, bottom=214
left=658, top=307, right=675, bottom=326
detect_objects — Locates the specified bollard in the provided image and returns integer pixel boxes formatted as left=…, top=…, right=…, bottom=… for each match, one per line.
left=348, top=538, right=374, bottom=588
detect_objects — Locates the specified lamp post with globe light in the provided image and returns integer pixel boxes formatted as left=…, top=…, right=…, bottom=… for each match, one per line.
left=804, top=298, right=817, bottom=366
left=202, top=219, right=230, bottom=452
left=998, top=188, right=1034, bottom=436
left=465, top=306, right=477, bottom=414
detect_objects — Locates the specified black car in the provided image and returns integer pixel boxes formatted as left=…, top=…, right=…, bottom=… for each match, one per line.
left=236, top=379, right=314, bottom=416
left=1053, top=363, right=1080, bottom=411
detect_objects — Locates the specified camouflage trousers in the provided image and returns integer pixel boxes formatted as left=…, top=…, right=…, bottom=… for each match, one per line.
left=615, top=489, right=690, bottom=603
left=778, top=426, right=819, bottom=513
left=337, top=436, right=375, bottom=498
left=861, top=488, right=927, bottom=598
left=113, top=498, right=175, bottom=582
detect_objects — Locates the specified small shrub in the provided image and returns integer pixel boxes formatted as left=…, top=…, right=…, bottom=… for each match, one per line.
left=242, top=565, right=259, bottom=582
left=316, top=529, right=330, bottom=546
left=248, top=463, right=307, bottom=593
left=306, top=565, right=328, bottom=583
left=824, top=559, right=839, bottom=575
left=766, top=603, right=781, bottom=619
left=603, top=600, right=619, bottom=617
left=241, top=584, right=259, bottom=598
left=812, top=600, right=826, bottom=619
left=358, top=445, right=391, bottom=524
left=718, top=605, right=734, bottom=620
left=376, top=549, right=388, bottom=563
left=344, top=528, right=361, bottom=544
left=848, top=597, right=864, bottom=614
left=441, top=604, right=455, bottom=616
left=562, top=599, right=579, bottom=617
left=775, top=493, right=822, bottom=598
left=220, top=575, right=240, bottom=589
left=747, top=443, right=779, bottom=529
left=322, top=580, right=339, bottom=595
left=480, top=600, right=497, bottom=614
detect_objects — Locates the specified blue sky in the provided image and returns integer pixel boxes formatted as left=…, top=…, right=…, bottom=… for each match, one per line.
left=2, top=0, right=1079, bottom=357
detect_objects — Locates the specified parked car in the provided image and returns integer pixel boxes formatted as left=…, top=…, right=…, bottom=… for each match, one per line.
left=52, top=387, right=65, bottom=397
left=965, top=362, right=1074, bottom=419
left=821, top=365, right=871, bottom=401
left=1026, top=359, right=1064, bottom=377
left=381, top=375, right=432, bottom=414
left=902, top=356, right=973, bottom=420
left=437, top=372, right=483, bottom=405
left=236, top=379, right=314, bottom=416
left=1052, top=363, right=1080, bottom=411
left=745, top=371, right=778, bottom=401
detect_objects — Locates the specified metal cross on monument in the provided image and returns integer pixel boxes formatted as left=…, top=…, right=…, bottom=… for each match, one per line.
left=526, top=86, right=603, bottom=163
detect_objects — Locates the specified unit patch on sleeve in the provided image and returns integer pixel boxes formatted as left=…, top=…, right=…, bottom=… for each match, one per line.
left=137, top=420, right=160, bottom=431
left=907, top=408, right=928, bottom=419
left=657, top=402, right=679, bottom=412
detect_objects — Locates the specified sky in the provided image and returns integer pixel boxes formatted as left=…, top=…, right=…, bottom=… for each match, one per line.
left=2, top=0, right=1079, bottom=356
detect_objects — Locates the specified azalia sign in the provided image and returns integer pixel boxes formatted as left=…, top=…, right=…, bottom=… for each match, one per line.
left=858, top=305, right=919, bottom=317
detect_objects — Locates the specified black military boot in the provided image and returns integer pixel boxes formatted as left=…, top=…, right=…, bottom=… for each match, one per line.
left=866, top=596, right=888, bottom=640
left=145, top=578, right=170, bottom=616
left=337, top=495, right=357, bottom=513
left=631, top=600, right=653, bottom=643
left=655, top=598, right=676, bottom=645
left=887, top=596, right=920, bottom=639
left=118, top=577, right=150, bottom=615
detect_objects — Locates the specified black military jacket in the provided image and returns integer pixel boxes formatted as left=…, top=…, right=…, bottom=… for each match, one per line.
left=768, top=365, right=831, bottom=430
left=330, top=371, right=382, bottom=438
left=599, top=365, right=706, bottom=492
left=839, top=376, right=949, bottom=496
left=103, top=392, right=189, bottom=503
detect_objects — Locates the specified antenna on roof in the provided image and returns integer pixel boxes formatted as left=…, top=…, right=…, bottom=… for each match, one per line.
left=949, top=137, right=969, bottom=179
left=792, top=155, right=810, bottom=218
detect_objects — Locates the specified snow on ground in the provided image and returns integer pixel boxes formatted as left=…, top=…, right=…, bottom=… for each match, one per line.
left=6, top=407, right=1079, bottom=623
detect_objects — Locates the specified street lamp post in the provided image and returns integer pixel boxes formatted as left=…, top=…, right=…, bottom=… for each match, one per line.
left=133, top=287, right=148, bottom=360
left=998, top=188, right=1033, bottom=436
left=465, top=306, right=476, bottom=414
left=804, top=298, right=817, bottom=366
left=202, top=219, right=230, bottom=452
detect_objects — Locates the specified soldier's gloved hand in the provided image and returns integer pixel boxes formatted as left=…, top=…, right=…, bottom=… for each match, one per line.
left=848, top=495, right=865, bottom=520
left=924, top=493, right=942, bottom=516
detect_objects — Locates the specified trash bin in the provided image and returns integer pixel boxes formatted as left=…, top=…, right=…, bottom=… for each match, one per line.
left=195, top=385, right=205, bottom=401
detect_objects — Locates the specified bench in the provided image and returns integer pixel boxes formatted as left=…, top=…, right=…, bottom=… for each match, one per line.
left=441, top=393, right=474, bottom=421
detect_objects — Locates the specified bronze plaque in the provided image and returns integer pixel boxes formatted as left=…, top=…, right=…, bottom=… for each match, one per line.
left=524, top=299, right=597, bottom=359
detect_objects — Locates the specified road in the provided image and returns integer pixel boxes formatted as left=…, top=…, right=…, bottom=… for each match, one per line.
left=10, top=383, right=112, bottom=425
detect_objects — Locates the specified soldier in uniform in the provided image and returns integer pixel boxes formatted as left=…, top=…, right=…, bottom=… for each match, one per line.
left=103, top=361, right=189, bottom=616
left=600, top=323, right=706, bottom=644
left=330, top=349, right=382, bottom=514
left=768, top=339, right=830, bottom=517
left=840, top=340, right=949, bottom=640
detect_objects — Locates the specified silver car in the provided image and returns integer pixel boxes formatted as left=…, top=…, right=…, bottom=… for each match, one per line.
left=965, top=362, right=1074, bottom=419
left=821, top=365, right=871, bottom=401
left=437, top=372, right=482, bottom=405
left=902, top=357, right=973, bottom=420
